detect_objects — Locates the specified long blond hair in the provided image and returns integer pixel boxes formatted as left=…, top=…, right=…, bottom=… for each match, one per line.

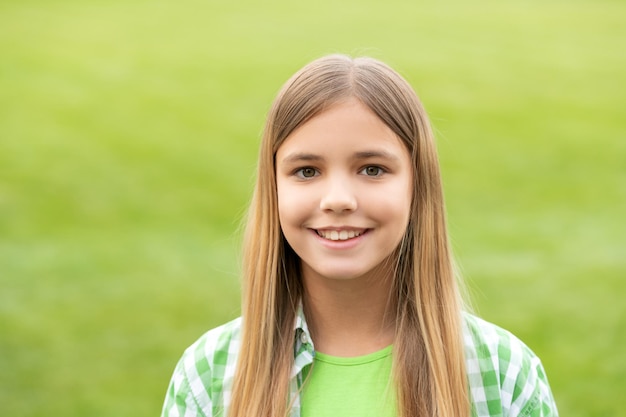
left=229, top=54, right=469, bottom=417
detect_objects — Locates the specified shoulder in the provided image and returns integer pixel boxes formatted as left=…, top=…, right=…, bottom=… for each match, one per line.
left=462, top=313, right=559, bottom=417
left=182, top=316, right=243, bottom=368
left=463, top=313, right=532, bottom=359
left=161, top=317, right=242, bottom=417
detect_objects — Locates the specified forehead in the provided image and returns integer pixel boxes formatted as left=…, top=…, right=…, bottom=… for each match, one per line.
left=276, top=98, right=409, bottom=159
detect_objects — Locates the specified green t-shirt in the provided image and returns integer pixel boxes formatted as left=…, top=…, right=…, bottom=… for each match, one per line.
left=301, top=345, right=396, bottom=417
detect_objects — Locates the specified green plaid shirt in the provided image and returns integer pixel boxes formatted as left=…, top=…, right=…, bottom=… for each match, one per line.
left=161, top=310, right=558, bottom=417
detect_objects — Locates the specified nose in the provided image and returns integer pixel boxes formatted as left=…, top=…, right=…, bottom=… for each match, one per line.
left=319, top=176, right=358, bottom=213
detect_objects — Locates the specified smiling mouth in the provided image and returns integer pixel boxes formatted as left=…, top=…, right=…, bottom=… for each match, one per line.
left=315, top=229, right=364, bottom=241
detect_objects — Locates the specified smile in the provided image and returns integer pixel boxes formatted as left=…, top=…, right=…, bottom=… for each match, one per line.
left=315, top=229, right=365, bottom=241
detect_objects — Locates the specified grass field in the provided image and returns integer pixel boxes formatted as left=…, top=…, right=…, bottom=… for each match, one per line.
left=1, top=0, right=625, bottom=415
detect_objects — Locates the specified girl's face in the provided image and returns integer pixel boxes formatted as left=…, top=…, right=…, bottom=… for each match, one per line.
left=276, top=98, right=413, bottom=283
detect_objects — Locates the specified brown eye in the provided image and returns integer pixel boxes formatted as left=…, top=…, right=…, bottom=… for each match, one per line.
left=362, top=166, right=383, bottom=177
left=297, top=168, right=317, bottom=178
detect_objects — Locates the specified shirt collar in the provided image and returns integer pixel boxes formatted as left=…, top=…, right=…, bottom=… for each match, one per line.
left=292, top=304, right=315, bottom=378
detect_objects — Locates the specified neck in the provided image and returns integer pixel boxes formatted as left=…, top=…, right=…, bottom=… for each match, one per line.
left=301, top=263, right=397, bottom=357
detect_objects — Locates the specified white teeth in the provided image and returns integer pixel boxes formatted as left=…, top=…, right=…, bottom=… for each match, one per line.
left=317, top=230, right=362, bottom=241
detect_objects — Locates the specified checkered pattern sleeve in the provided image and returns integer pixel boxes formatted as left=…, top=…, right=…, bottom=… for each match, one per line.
left=464, top=314, right=559, bottom=417
left=161, top=355, right=207, bottom=417
left=161, top=318, right=242, bottom=417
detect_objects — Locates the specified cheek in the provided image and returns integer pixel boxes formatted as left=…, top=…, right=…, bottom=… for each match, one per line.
left=277, top=180, right=304, bottom=230
left=276, top=180, right=289, bottom=227
left=378, top=180, right=413, bottom=234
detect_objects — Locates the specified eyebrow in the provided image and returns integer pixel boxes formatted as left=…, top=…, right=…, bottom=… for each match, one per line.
left=280, top=150, right=400, bottom=164
left=352, top=150, right=400, bottom=161
left=279, top=153, right=324, bottom=164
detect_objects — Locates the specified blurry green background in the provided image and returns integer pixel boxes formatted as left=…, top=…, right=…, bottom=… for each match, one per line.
left=1, top=0, right=624, bottom=415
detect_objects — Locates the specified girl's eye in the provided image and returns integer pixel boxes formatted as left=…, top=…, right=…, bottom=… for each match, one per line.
left=296, top=167, right=318, bottom=178
left=361, top=166, right=384, bottom=177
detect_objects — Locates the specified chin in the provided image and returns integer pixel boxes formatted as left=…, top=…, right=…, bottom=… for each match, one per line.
left=311, top=267, right=373, bottom=281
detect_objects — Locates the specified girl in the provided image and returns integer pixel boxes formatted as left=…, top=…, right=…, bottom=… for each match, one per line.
left=161, top=54, right=558, bottom=417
